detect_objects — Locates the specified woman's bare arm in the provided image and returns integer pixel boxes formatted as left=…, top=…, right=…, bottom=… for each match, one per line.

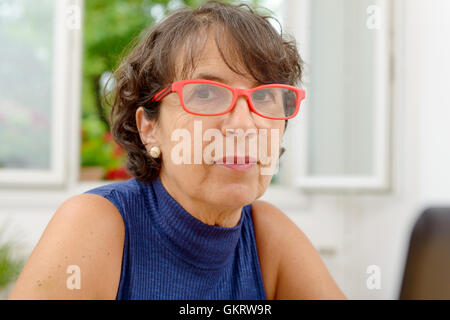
left=252, top=200, right=346, bottom=300
left=8, top=194, right=125, bottom=300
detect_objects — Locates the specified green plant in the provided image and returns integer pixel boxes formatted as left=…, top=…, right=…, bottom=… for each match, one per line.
left=81, top=0, right=180, bottom=177
left=0, top=243, right=24, bottom=291
left=0, top=225, right=25, bottom=295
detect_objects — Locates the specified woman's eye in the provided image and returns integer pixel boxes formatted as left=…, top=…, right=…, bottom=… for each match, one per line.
left=196, top=87, right=213, bottom=99
left=253, top=90, right=272, bottom=102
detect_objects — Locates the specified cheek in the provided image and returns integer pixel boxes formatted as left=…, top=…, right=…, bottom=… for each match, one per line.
left=258, top=121, right=285, bottom=154
left=261, top=177, right=272, bottom=193
left=272, top=122, right=285, bottom=147
left=159, top=108, right=192, bottom=147
left=159, top=111, right=221, bottom=170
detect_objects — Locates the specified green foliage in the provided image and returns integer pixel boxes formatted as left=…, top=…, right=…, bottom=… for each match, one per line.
left=81, top=0, right=183, bottom=171
left=0, top=243, right=24, bottom=290
left=81, top=123, right=112, bottom=167
left=0, top=225, right=25, bottom=292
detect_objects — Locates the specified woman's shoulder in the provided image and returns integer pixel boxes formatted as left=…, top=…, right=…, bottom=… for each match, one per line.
left=82, top=178, right=144, bottom=213
left=250, top=200, right=318, bottom=300
left=9, top=192, right=125, bottom=299
left=83, top=177, right=141, bottom=199
left=250, top=200, right=346, bottom=299
left=251, top=200, right=312, bottom=248
left=250, top=200, right=296, bottom=243
left=249, top=200, right=287, bottom=300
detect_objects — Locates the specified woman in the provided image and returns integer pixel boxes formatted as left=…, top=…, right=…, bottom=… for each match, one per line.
left=9, top=1, right=346, bottom=300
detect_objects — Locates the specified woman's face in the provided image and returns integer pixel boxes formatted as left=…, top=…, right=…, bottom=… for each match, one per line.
left=137, top=33, right=285, bottom=210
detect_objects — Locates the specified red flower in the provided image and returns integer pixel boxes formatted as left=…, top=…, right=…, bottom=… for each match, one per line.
left=105, top=167, right=131, bottom=180
left=81, top=127, right=87, bottom=139
left=103, top=131, right=114, bottom=143
left=112, top=143, right=125, bottom=158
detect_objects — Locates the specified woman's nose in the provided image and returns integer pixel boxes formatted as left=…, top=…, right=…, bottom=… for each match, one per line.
left=221, top=95, right=257, bottom=135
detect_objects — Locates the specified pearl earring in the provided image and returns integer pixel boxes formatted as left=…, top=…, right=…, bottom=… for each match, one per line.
left=150, top=146, right=161, bottom=158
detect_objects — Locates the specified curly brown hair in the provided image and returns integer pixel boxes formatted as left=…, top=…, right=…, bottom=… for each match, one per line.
left=105, top=0, right=304, bottom=184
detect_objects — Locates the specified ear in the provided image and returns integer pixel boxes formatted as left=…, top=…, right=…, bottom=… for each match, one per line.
left=136, top=106, right=159, bottom=147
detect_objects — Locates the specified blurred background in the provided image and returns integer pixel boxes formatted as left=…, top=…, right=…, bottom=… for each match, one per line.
left=0, top=0, right=449, bottom=299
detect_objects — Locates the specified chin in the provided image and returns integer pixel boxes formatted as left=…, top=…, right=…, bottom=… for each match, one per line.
left=212, top=180, right=259, bottom=207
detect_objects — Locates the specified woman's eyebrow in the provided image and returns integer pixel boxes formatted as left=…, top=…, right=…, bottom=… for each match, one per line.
left=193, top=72, right=228, bottom=83
left=193, top=72, right=260, bottom=87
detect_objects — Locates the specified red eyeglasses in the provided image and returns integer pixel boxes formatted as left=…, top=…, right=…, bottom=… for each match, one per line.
left=150, top=79, right=305, bottom=120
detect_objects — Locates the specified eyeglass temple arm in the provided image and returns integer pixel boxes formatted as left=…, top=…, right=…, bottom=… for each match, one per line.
left=151, top=85, right=173, bottom=102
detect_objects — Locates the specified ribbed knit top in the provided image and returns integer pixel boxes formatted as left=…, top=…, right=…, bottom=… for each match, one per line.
left=82, top=177, right=267, bottom=300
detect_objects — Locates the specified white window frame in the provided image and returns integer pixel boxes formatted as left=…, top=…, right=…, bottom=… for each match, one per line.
left=283, top=0, right=392, bottom=192
left=0, top=0, right=83, bottom=188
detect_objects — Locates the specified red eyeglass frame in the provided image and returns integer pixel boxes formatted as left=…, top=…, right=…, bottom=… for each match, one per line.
left=150, top=79, right=306, bottom=120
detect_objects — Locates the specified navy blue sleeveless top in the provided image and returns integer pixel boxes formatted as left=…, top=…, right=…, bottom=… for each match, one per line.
left=83, top=177, right=267, bottom=300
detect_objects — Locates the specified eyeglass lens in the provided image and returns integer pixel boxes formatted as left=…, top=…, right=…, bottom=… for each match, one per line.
left=181, top=83, right=298, bottom=118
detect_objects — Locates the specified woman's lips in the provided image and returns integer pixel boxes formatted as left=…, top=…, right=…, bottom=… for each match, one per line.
left=214, top=156, right=257, bottom=172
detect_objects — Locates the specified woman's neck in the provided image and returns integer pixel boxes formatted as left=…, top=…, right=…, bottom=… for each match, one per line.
left=158, top=174, right=242, bottom=228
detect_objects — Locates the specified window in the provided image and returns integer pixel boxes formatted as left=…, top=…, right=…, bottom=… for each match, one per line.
left=283, top=0, right=392, bottom=191
left=0, top=0, right=71, bottom=187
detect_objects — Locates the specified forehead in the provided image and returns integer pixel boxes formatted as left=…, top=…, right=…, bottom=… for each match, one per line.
left=172, top=28, right=256, bottom=84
